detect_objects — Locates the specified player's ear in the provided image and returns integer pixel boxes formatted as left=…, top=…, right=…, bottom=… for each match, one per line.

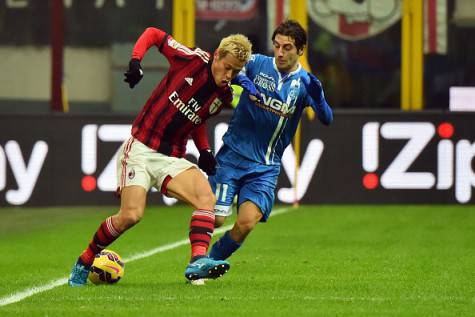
left=214, top=50, right=219, bottom=60
left=298, top=46, right=305, bottom=56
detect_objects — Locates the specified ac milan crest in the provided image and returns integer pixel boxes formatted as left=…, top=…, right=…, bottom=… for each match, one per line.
left=209, top=98, right=222, bottom=114
left=128, top=168, right=135, bottom=180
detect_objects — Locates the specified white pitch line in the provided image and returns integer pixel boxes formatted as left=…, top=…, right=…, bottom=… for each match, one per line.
left=0, top=207, right=293, bottom=307
left=0, top=278, right=68, bottom=308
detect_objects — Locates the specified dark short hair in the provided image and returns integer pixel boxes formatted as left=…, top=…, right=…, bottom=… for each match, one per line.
left=272, top=20, right=307, bottom=51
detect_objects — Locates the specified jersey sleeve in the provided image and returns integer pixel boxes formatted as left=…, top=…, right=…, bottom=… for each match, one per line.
left=131, top=27, right=210, bottom=66
left=303, top=74, right=333, bottom=125
left=223, top=89, right=233, bottom=108
left=310, top=93, right=333, bottom=125
left=131, top=27, right=168, bottom=61
left=191, top=124, right=210, bottom=151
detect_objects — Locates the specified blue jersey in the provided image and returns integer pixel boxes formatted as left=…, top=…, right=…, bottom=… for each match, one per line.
left=222, top=54, right=332, bottom=165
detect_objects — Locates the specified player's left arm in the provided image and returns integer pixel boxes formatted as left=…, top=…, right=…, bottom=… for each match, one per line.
left=124, top=27, right=169, bottom=89
left=191, top=124, right=209, bottom=151
left=303, top=72, right=333, bottom=125
left=191, top=124, right=217, bottom=176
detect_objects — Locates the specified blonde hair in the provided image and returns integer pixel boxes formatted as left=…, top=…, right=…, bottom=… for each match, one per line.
left=217, top=34, right=252, bottom=63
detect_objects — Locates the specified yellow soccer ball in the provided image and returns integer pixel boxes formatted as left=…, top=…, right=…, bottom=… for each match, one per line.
left=88, top=249, right=125, bottom=285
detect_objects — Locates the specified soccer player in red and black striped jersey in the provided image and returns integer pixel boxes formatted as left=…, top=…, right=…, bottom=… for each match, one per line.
left=68, top=27, right=253, bottom=286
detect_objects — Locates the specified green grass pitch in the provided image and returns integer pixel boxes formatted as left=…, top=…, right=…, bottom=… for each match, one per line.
left=0, top=205, right=474, bottom=316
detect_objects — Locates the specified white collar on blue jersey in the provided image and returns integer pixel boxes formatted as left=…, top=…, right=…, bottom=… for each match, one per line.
left=272, top=58, right=302, bottom=79
left=272, top=58, right=302, bottom=90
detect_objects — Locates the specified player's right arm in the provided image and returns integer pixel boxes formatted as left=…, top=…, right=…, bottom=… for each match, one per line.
left=125, top=27, right=209, bottom=89
left=131, top=27, right=168, bottom=61
left=124, top=27, right=169, bottom=89
left=131, top=27, right=201, bottom=62
left=191, top=125, right=217, bottom=176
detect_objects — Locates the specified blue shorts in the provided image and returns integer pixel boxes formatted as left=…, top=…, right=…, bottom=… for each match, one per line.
left=208, top=145, right=280, bottom=222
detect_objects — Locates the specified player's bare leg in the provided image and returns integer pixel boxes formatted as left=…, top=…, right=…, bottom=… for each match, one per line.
left=209, top=201, right=262, bottom=261
left=68, top=186, right=146, bottom=287
left=166, top=167, right=231, bottom=282
left=214, top=215, right=226, bottom=228
left=166, top=167, right=215, bottom=211
left=113, top=185, right=147, bottom=232
left=230, top=201, right=262, bottom=242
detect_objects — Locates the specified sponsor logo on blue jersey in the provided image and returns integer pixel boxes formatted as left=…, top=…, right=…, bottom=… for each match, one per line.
left=253, top=72, right=276, bottom=92
left=255, top=93, right=296, bottom=118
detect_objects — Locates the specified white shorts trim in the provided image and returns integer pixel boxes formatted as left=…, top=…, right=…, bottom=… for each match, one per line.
left=214, top=204, right=233, bottom=217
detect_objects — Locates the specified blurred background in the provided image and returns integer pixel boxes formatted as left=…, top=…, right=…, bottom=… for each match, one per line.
left=0, top=0, right=474, bottom=206
left=0, top=0, right=474, bottom=113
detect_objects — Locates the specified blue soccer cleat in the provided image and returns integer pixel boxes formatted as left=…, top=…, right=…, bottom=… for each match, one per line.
left=184, top=257, right=230, bottom=281
left=68, top=260, right=90, bottom=287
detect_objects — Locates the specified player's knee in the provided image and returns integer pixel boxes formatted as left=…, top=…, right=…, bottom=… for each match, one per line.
left=230, top=221, right=255, bottom=243
left=196, top=191, right=216, bottom=210
left=116, top=207, right=143, bottom=231
left=118, top=214, right=142, bottom=231
left=236, top=219, right=257, bottom=236
left=214, top=215, right=226, bottom=228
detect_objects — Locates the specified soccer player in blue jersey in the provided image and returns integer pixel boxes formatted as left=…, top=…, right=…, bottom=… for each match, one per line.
left=207, top=20, right=333, bottom=265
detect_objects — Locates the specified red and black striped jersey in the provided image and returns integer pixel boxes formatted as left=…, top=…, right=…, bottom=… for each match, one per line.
left=130, top=27, right=233, bottom=157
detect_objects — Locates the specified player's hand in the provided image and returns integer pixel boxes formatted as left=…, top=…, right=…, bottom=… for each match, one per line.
left=198, top=149, right=217, bottom=176
left=304, top=72, right=323, bottom=101
left=233, top=74, right=263, bottom=103
left=124, top=58, right=143, bottom=89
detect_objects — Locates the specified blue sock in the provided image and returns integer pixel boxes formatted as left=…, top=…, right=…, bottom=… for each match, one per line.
left=209, top=230, right=241, bottom=260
